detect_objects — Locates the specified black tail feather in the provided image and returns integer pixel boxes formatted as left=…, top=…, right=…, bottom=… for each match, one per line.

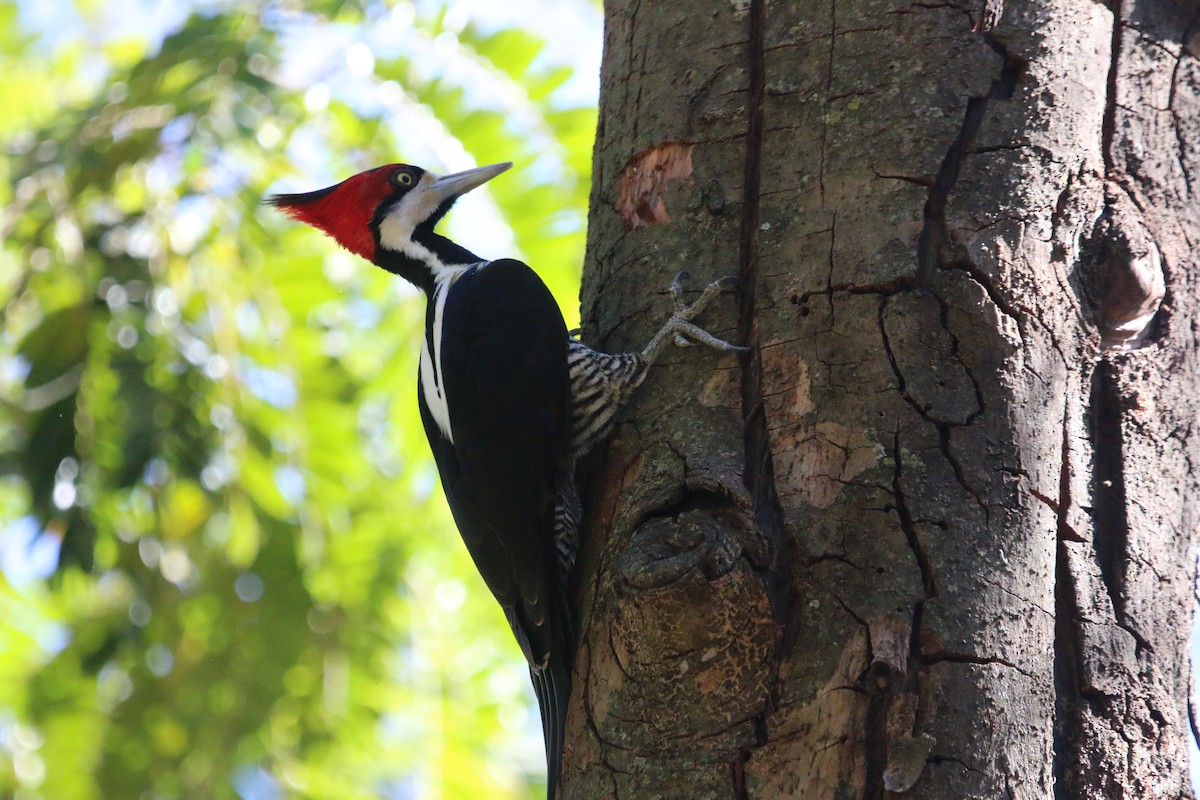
left=531, top=662, right=567, bottom=800
left=531, top=584, right=575, bottom=800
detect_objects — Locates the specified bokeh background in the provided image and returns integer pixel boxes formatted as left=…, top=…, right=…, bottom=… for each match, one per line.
left=0, top=0, right=599, bottom=797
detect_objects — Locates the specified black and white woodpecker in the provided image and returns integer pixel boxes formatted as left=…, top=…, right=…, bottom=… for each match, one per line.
left=269, top=162, right=744, bottom=798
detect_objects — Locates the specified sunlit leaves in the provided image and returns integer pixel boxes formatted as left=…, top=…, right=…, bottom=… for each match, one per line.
left=0, top=0, right=596, bottom=797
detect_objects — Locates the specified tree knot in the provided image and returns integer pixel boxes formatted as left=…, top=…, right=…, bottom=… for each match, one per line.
left=1082, top=187, right=1165, bottom=351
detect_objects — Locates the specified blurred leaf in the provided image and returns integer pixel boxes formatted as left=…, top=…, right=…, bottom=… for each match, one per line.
left=0, top=1, right=598, bottom=798
left=18, top=305, right=90, bottom=390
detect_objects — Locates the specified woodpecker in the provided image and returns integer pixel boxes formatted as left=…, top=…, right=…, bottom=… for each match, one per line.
left=269, top=162, right=744, bottom=798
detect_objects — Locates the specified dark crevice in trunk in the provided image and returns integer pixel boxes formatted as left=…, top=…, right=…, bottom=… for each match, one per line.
left=733, top=0, right=793, bottom=789
left=916, top=35, right=1025, bottom=287
left=1167, top=9, right=1200, bottom=191
left=731, top=746, right=749, bottom=800
left=736, top=0, right=789, bottom=652
left=1101, top=0, right=1122, bottom=172
left=864, top=610, right=918, bottom=800
left=908, top=594, right=928, bottom=678
left=863, top=683, right=891, bottom=800
left=1057, top=401, right=1077, bottom=542
left=1089, top=360, right=1129, bottom=624
left=876, top=297, right=938, bottom=603
left=890, top=430, right=937, bottom=600
left=1052, top=541, right=1082, bottom=800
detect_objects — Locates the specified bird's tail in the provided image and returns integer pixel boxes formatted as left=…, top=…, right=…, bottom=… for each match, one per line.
left=531, top=586, right=575, bottom=800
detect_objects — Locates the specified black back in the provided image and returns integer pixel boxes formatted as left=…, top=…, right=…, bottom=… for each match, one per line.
left=417, top=258, right=571, bottom=665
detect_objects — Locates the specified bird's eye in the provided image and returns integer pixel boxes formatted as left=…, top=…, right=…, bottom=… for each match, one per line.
left=396, top=171, right=414, bottom=186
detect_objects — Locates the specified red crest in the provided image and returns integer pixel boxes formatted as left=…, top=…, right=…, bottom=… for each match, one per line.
left=268, top=165, right=404, bottom=261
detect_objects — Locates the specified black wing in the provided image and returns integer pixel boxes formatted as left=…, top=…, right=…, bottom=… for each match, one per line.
left=419, top=258, right=570, bottom=666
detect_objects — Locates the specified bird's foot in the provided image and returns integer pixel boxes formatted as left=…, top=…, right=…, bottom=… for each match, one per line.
left=641, top=273, right=749, bottom=362
left=665, top=272, right=749, bottom=352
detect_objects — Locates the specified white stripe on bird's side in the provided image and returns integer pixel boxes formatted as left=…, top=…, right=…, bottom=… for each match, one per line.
left=419, top=265, right=478, bottom=443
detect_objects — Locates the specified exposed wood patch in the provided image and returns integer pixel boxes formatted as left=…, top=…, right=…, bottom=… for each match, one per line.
left=616, top=142, right=695, bottom=231
left=745, top=616, right=936, bottom=799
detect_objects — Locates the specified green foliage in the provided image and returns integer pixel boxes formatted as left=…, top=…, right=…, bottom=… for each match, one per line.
left=0, top=1, right=596, bottom=797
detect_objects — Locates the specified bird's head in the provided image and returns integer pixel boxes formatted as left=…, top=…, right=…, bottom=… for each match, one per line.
left=268, top=161, right=511, bottom=288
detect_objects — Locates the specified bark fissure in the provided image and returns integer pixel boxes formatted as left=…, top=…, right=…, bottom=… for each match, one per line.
left=944, top=261, right=1026, bottom=342
left=889, top=429, right=937, bottom=600
left=1088, top=360, right=1130, bottom=627
left=1052, top=541, right=1083, bottom=800
left=1167, top=10, right=1200, bottom=191
left=922, top=648, right=1037, bottom=680
left=876, top=298, right=944, bottom=595
left=817, top=0, right=836, bottom=202
left=1189, top=685, right=1200, bottom=760
left=1101, top=0, right=1122, bottom=173
left=1056, top=400, right=1084, bottom=543
left=916, top=36, right=1024, bottom=287
left=863, top=680, right=892, bottom=800
left=878, top=293, right=989, bottom=517
left=788, top=276, right=919, bottom=309
left=731, top=749, right=749, bottom=800
left=735, top=0, right=787, bottom=636
left=734, top=0, right=792, bottom=790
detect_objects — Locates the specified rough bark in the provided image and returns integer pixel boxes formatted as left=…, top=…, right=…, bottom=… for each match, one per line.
left=568, top=1, right=1200, bottom=799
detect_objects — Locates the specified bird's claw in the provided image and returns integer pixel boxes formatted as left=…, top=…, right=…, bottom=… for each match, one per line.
left=670, top=272, right=740, bottom=320
left=642, top=273, right=750, bottom=363
left=670, top=272, right=691, bottom=313
left=669, top=320, right=749, bottom=353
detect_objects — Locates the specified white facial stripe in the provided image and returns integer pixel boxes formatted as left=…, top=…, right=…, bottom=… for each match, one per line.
left=378, top=172, right=440, bottom=251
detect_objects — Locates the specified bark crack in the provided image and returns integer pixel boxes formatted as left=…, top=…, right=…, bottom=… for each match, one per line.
left=922, top=648, right=1037, bottom=680
left=916, top=35, right=1025, bottom=287
left=878, top=293, right=990, bottom=517
left=1047, top=394, right=1086, bottom=543
left=1088, top=360, right=1130, bottom=627
left=943, top=260, right=1026, bottom=344
left=889, top=429, right=937, bottom=600
left=1167, top=10, right=1200, bottom=191
left=733, top=0, right=793, bottom=792
left=789, top=276, right=919, bottom=310
left=817, top=0, right=836, bottom=203
left=1101, top=0, right=1122, bottom=174
left=1052, top=539, right=1083, bottom=799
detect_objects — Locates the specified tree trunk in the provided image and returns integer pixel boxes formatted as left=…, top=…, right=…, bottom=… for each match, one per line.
left=566, top=1, right=1200, bottom=798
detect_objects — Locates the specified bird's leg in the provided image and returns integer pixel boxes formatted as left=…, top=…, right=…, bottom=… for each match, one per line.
left=639, top=272, right=749, bottom=367
left=565, top=273, right=746, bottom=462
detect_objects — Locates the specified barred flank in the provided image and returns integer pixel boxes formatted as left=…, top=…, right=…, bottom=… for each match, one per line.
left=565, top=339, right=645, bottom=461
